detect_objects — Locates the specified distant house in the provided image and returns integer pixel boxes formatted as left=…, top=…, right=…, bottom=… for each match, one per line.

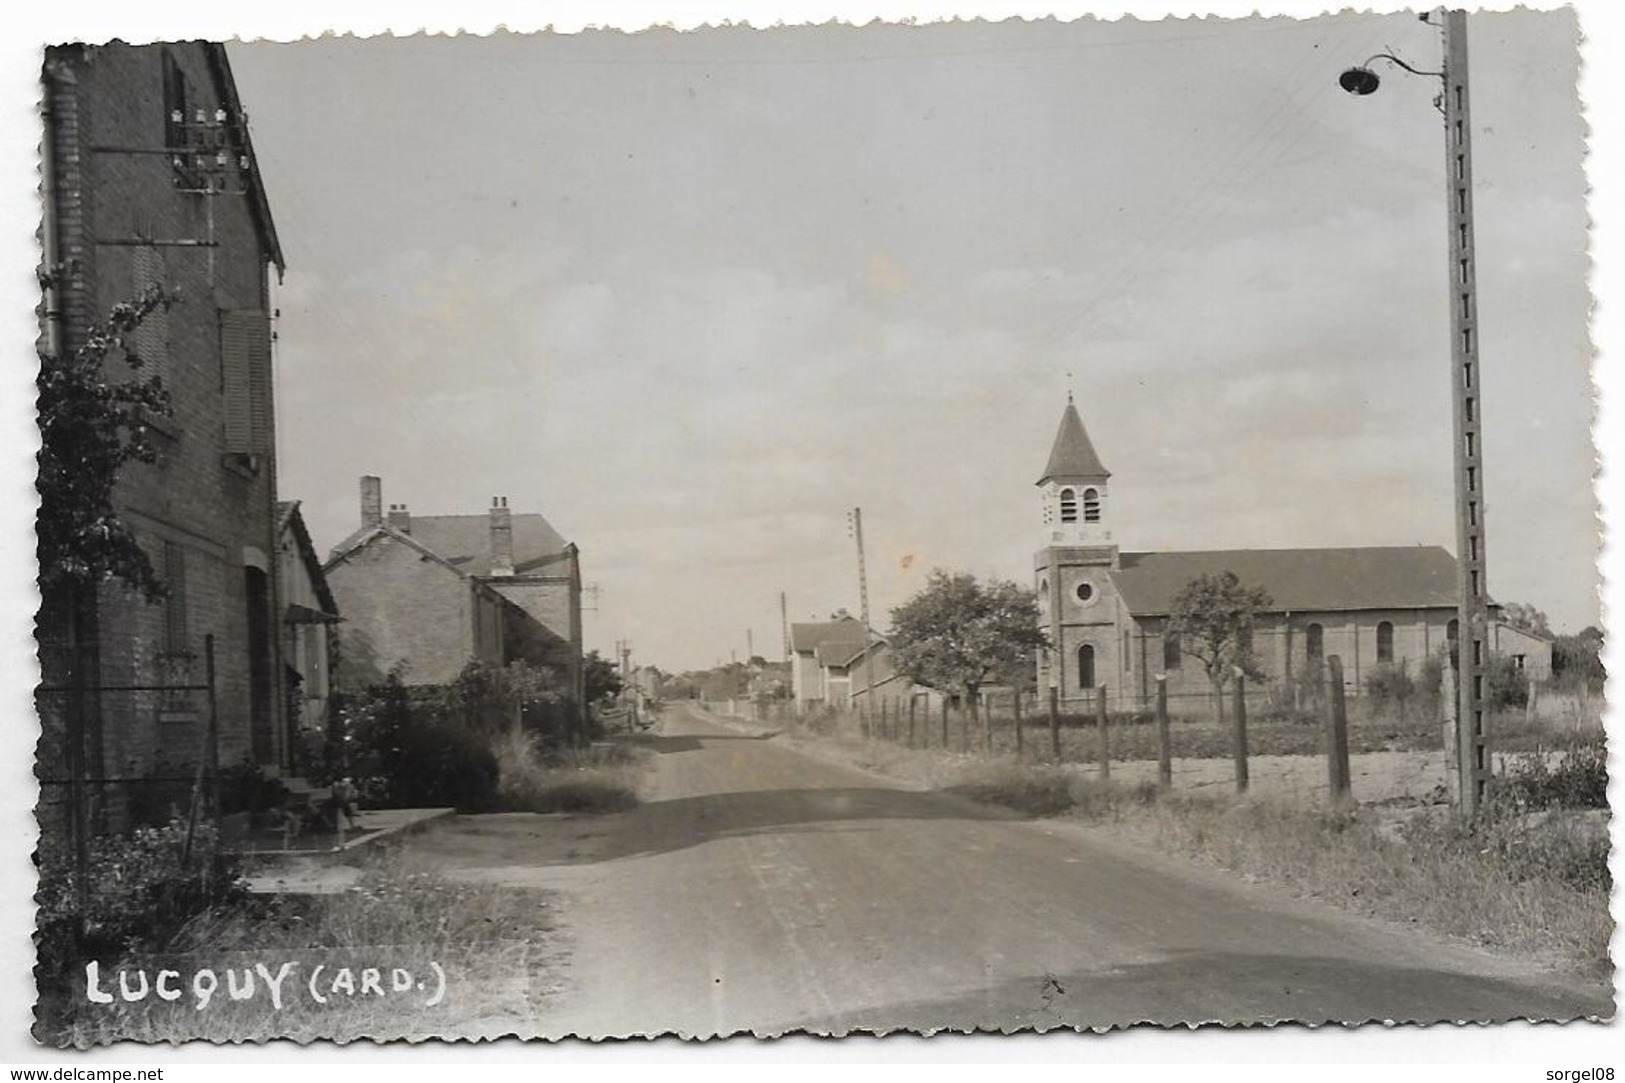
left=323, top=477, right=584, bottom=708
left=788, top=616, right=869, bottom=710
left=845, top=640, right=946, bottom=714
left=1031, top=398, right=1554, bottom=710
left=277, top=502, right=340, bottom=766
left=38, top=42, right=289, bottom=832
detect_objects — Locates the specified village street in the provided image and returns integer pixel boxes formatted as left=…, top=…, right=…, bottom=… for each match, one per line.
left=403, top=704, right=1610, bottom=1037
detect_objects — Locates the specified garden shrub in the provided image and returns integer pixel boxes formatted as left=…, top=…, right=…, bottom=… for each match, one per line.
left=1363, top=661, right=1416, bottom=714
left=35, top=817, right=246, bottom=1026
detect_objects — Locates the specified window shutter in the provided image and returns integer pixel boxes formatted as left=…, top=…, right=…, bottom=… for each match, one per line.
left=129, top=245, right=167, bottom=383
left=221, top=310, right=269, bottom=455
left=247, top=312, right=272, bottom=453
left=221, top=311, right=253, bottom=453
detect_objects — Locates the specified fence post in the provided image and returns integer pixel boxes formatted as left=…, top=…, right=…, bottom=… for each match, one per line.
left=907, top=695, right=917, bottom=748
left=1156, top=675, right=1172, bottom=789
left=1048, top=685, right=1061, bottom=762
left=940, top=697, right=950, bottom=749
left=1326, top=655, right=1353, bottom=809
left=981, top=692, right=993, bottom=755
left=1096, top=684, right=1111, bottom=780
left=1232, top=669, right=1249, bottom=795
left=1013, top=691, right=1024, bottom=758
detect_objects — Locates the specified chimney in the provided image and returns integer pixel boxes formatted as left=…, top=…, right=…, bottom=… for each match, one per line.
left=387, top=502, right=411, bottom=535
left=490, top=495, right=513, bottom=576
left=360, top=475, right=383, bottom=529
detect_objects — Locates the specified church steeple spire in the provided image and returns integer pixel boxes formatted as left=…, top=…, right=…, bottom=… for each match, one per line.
left=1038, top=398, right=1110, bottom=486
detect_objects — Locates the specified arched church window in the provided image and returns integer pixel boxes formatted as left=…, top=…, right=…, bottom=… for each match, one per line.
left=1083, top=487, right=1101, bottom=523
left=1059, top=488, right=1077, bottom=523
left=1306, top=623, right=1324, bottom=665
left=1124, top=629, right=1132, bottom=672
left=1376, top=621, right=1394, bottom=664
left=1077, top=644, right=1096, bottom=689
left=1163, top=633, right=1181, bottom=671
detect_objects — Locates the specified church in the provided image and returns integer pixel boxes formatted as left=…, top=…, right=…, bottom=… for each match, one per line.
left=1032, top=398, right=1550, bottom=712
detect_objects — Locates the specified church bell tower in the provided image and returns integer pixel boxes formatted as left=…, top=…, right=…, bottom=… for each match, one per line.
left=1033, top=394, right=1122, bottom=705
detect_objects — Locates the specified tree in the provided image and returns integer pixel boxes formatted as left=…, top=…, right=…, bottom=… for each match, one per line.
left=1501, top=602, right=1552, bottom=638
left=1166, top=572, right=1273, bottom=724
left=37, top=270, right=176, bottom=603
left=1553, top=626, right=1604, bottom=692
left=889, top=571, right=1048, bottom=742
left=582, top=649, right=624, bottom=704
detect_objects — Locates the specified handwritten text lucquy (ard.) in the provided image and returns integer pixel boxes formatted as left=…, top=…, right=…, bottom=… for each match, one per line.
left=83, top=961, right=447, bottom=1011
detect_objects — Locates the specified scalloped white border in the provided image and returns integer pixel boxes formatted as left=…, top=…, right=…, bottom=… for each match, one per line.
left=0, top=1, right=1618, bottom=1070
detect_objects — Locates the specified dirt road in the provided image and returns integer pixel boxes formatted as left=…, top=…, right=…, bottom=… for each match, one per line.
left=407, top=704, right=1610, bottom=1037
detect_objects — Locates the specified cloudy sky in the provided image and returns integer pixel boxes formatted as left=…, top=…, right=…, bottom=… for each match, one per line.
left=225, top=9, right=1593, bottom=672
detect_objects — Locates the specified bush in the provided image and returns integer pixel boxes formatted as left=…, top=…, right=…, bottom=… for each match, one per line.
left=1363, top=660, right=1416, bottom=714
left=35, top=817, right=247, bottom=1029
left=1485, top=653, right=1531, bottom=709
left=1497, top=742, right=1607, bottom=811
left=339, top=672, right=500, bottom=811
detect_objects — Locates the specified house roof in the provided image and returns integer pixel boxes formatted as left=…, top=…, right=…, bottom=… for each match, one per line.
left=815, top=636, right=870, bottom=668
left=398, top=513, right=570, bottom=578
left=1038, top=399, right=1110, bottom=484
left=277, top=500, right=339, bottom=619
left=1111, top=546, right=1461, bottom=617
left=789, top=616, right=867, bottom=654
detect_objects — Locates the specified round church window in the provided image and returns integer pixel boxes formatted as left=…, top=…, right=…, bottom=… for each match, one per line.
left=1075, top=582, right=1095, bottom=603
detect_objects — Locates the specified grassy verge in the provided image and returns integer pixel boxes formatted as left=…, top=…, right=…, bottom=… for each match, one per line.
left=38, top=850, right=564, bottom=1045
left=490, top=728, right=647, bottom=814
left=935, top=757, right=1611, bottom=970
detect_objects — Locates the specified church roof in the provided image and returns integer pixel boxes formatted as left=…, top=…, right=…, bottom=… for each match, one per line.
left=1112, top=546, right=1461, bottom=616
left=1038, top=399, right=1110, bottom=484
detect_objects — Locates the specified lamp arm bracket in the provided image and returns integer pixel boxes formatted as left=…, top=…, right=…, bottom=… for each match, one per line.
left=1362, top=51, right=1443, bottom=81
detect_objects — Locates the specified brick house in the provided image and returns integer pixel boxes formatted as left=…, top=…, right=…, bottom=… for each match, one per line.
left=323, top=477, right=585, bottom=709
left=1031, top=398, right=1553, bottom=712
left=38, top=42, right=289, bottom=832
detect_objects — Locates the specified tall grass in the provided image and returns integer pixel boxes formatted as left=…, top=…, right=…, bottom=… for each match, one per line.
left=490, top=726, right=644, bottom=814
left=932, top=762, right=1610, bottom=969
left=39, top=853, right=563, bottom=1045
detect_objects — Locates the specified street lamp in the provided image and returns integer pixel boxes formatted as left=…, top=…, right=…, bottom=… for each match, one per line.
left=1340, top=9, right=1492, bottom=816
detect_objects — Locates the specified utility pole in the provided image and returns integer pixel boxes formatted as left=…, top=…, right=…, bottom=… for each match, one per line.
left=780, top=591, right=790, bottom=662
left=747, top=628, right=754, bottom=662
left=848, top=507, right=876, bottom=720
left=1441, top=8, right=1491, bottom=817
left=1339, top=8, right=1491, bottom=815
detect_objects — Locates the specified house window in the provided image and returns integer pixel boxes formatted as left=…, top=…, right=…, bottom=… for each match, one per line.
left=1163, top=633, right=1182, bottom=671
left=1513, top=654, right=1527, bottom=671
left=1306, top=623, right=1324, bottom=666
left=1376, top=621, right=1394, bottom=664
left=1083, top=487, right=1101, bottom=522
left=1059, top=488, right=1077, bottom=523
left=1077, top=644, right=1096, bottom=689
